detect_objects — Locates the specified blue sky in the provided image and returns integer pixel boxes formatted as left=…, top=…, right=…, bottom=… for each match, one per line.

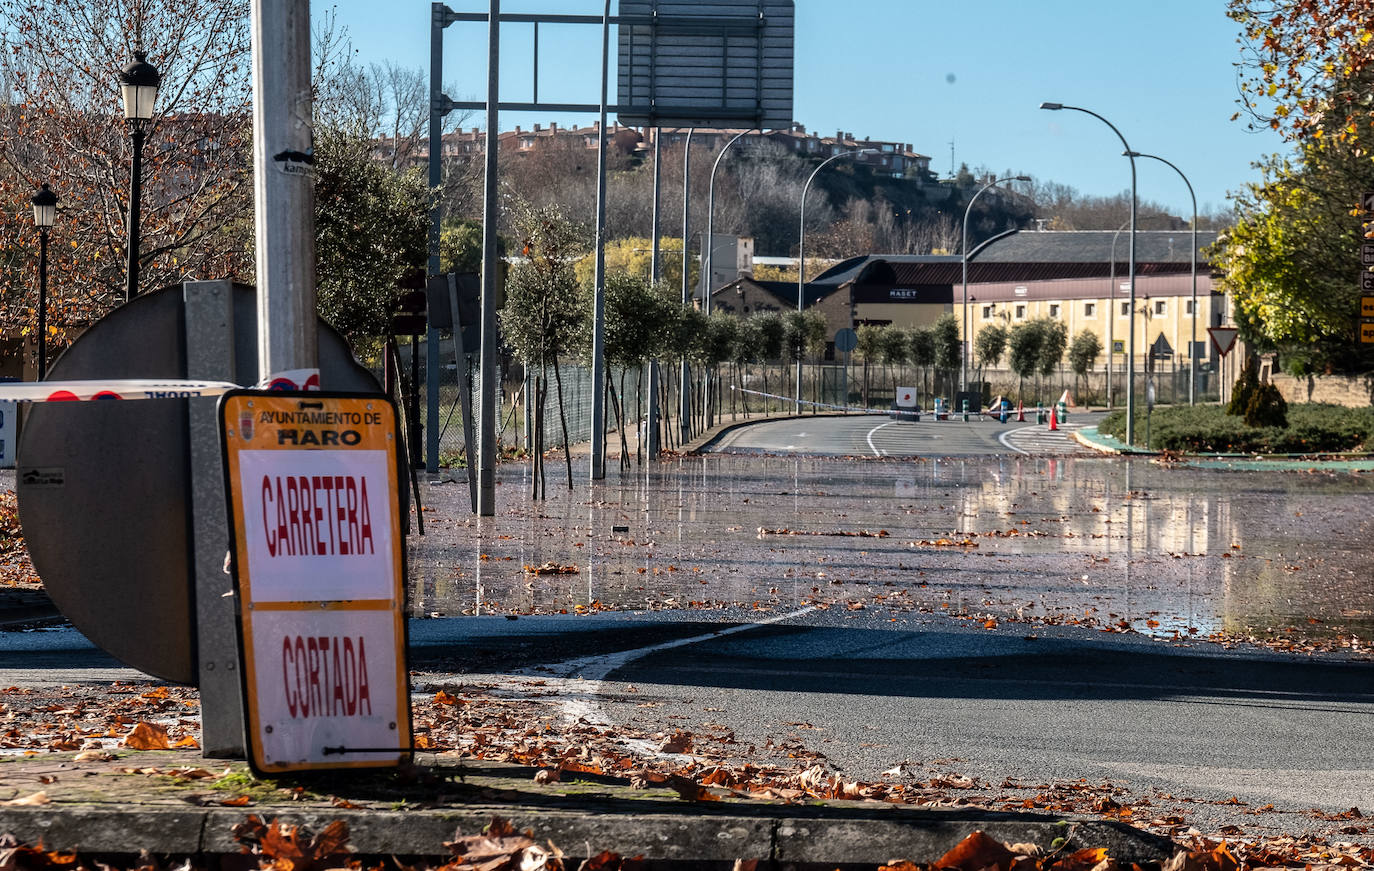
left=320, top=0, right=1285, bottom=218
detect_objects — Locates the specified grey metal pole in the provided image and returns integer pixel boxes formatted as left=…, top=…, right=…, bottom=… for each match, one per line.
left=1108, top=218, right=1128, bottom=409
left=426, top=3, right=453, bottom=475
left=1128, top=152, right=1197, bottom=406
left=1040, top=103, right=1135, bottom=443
left=648, top=129, right=662, bottom=461
left=679, top=129, right=694, bottom=443
left=251, top=0, right=317, bottom=382
left=797, top=149, right=870, bottom=412
left=589, top=0, right=611, bottom=480
left=476, top=0, right=500, bottom=515
left=705, top=130, right=752, bottom=314
left=960, top=175, right=1028, bottom=395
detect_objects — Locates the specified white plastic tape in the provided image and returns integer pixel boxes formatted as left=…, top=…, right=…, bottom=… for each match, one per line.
left=0, top=379, right=241, bottom=403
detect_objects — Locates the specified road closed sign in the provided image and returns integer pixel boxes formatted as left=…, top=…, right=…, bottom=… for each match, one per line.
left=220, top=391, right=410, bottom=774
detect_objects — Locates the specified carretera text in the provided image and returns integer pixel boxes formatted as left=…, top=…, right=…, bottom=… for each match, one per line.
left=261, top=475, right=375, bottom=557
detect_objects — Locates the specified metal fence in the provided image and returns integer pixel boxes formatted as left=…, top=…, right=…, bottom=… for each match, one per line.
left=389, top=343, right=1227, bottom=465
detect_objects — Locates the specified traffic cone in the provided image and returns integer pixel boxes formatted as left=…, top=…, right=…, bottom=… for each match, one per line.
left=1016, top=401, right=1025, bottom=422
left=1048, top=405, right=1058, bottom=431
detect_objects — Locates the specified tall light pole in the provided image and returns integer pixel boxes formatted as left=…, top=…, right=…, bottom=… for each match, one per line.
left=704, top=129, right=753, bottom=313
left=797, top=148, right=874, bottom=412
left=1107, top=218, right=1131, bottom=408
left=679, top=129, right=696, bottom=441
left=1041, top=102, right=1138, bottom=444
left=1126, top=150, right=1197, bottom=405
left=119, top=51, right=160, bottom=303
left=961, top=174, right=1029, bottom=395
left=30, top=183, right=57, bottom=379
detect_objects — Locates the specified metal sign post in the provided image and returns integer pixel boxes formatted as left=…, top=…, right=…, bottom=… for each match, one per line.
left=220, top=391, right=410, bottom=774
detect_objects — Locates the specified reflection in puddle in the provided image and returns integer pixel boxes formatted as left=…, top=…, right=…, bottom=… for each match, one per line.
left=409, top=455, right=1373, bottom=647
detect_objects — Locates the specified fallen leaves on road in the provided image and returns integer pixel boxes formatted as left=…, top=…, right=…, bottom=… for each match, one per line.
left=757, top=527, right=889, bottom=538
left=524, top=563, right=579, bottom=575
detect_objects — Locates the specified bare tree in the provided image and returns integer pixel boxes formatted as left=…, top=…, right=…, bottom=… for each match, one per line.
left=0, top=0, right=254, bottom=337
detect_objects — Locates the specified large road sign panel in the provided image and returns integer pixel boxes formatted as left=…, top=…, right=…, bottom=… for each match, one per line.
left=1362, top=243, right=1374, bottom=265
left=1364, top=271, right=1374, bottom=292
left=1362, top=322, right=1374, bottom=344
left=617, top=0, right=794, bottom=128
left=1362, top=297, right=1374, bottom=318
left=221, top=391, right=409, bottom=774
left=1362, top=191, right=1374, bottom=213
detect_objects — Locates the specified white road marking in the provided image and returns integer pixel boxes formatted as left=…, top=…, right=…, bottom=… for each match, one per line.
left=535, top=606, right=818, bottom=736
left=865, top=421, right=900, bottom=457
left=999, top=425, right=1037, bottom=454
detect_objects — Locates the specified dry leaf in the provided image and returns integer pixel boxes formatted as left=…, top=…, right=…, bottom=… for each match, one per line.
left=123, top=722, right=170, bottom=750
left=0, top=791, right=51, bottom=806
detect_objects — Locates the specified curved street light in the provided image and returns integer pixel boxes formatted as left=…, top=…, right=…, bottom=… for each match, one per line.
left=704, top=129, right=754, bottom=314
left=961, top=174, right=1029, bottom=396
left=31, top=183, right=57, bottom=379
left=796, top=148, right=876, bottom=412
left=1126, top=150, right=1198, bottom=406
left=1041, top=102, right=1138, bottom=443
left=119, top=50, right=161, bottom=303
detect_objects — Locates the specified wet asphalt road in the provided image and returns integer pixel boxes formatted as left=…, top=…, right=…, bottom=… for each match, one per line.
left=4, top=442, right=1373, bottom=837
left=704, top=411, right=1107, bottom=456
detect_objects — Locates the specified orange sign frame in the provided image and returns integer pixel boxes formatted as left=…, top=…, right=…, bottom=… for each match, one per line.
left=220, top=391, right=410, bottom=774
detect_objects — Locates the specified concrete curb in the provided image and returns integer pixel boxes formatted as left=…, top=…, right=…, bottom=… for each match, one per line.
left=0, top=803, right=1175, bottom=864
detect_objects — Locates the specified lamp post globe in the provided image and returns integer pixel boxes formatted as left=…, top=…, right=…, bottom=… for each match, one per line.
left=31, top=182, right=58, bottom=379
left=119, top=50, right=160, bottom=303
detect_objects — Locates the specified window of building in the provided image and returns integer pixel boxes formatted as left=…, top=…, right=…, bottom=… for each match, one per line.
left=1120, top=301, right=1130, bottom=316
left=1154, top=299, right=1167, bottom=316
left=1185, top=300, right=1194, bottom=315
left=982, top=305, right=993, bottom=320
left=882, top=144, right=894, bottom=152
left=1084, top=302, right=1096, bottom=317
left=1049, top=304, right=1060, bottom=318
left=1015, top=304, right=1026, bottom=319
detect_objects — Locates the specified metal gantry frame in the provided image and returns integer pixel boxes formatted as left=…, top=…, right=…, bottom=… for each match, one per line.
left=429, top=5, right=786, bottom=507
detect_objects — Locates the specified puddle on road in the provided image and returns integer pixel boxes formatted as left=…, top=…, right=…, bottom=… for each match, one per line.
left=409, top=455, right=1374, bottom=648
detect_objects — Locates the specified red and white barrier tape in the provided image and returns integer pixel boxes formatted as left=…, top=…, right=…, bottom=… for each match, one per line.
left=0, top=380, right=242, bottom=403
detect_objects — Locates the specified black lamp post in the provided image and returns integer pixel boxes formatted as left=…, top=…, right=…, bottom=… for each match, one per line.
left=30, top=183, right=57, bottom=379
left=118, top=50, right=160, bottom=303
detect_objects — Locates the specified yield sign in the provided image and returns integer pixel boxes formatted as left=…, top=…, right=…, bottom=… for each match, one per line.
left=1208, top=326, right=1239, bottom=357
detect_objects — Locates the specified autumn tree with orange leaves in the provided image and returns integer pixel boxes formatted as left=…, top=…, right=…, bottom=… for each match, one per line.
left=1228, top=0, right=1374, bottom=149
left=0, top=0, right=254, bottom=370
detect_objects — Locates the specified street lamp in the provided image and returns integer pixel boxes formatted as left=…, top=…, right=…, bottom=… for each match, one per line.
left=1041, top=102, right=1138, bottom=444
left=119, top=50, right=161, bottom=303
left=961, top=174, right=1029, bottom=396
left=796, top=148, right=876, bottom=412
left=704, top=129, right=754, bottom=314
left=30, top=183, right=57, bottom=379
left=1125, top=150, right=1197, bottom=405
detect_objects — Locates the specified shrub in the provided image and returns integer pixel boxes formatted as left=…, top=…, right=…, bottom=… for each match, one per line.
left=1227, top=356, right=1260, bottom=417
left=1243, top=382, right=1288, bottom=428
left=1098, top=402, right=1374, bottom=453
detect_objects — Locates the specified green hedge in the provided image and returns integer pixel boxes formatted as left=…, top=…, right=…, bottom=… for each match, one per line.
left=1097, top=403, right=1374, bottom=454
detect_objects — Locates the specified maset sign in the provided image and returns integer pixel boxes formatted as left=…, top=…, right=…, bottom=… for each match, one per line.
left=220, top=392, right=410, bottom=774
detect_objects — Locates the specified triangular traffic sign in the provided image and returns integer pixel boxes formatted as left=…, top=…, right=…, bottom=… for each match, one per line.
left=1208, top=326, right=1239, bottom=357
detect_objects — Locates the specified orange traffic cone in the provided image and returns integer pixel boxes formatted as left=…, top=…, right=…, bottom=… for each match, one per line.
left=1048, top=405, right=1058, bottom=431
left=1016, top=401, right=1025, bottom=422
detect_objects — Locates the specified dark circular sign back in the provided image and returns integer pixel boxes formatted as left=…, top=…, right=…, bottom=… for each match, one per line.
left=17, top=284, right=387, bottom=684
